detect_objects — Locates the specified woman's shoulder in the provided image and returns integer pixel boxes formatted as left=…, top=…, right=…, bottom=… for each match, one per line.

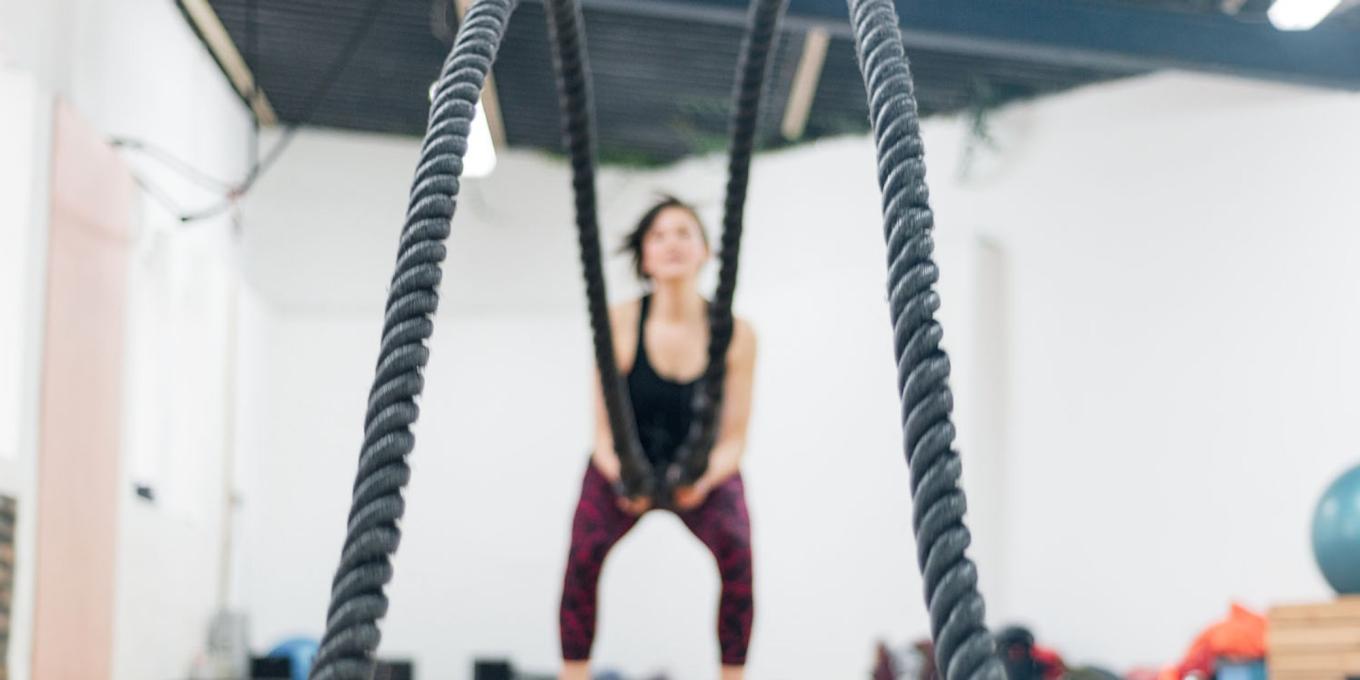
left=732, top=314, right=755, bottom=337
left=608, top=299, right=643, bottom=350
left=608, top=299, right=643, bottom=369
left=729, top=314, right=757, bottom=359
left=608, top=298, right=643, bottom=327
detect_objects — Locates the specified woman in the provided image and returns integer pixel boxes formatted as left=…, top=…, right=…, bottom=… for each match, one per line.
left=559, top=195, right=758, bottom=680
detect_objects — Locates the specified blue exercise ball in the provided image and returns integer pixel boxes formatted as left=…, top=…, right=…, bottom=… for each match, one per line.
left=1312, top=463, right=1360, bottom=595
left=268, top=637, right=319, bottom=680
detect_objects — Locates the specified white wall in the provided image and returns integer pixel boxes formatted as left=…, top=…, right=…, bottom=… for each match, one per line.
left=0, top=0, right=77, bottom=91
left=0, top=65, right=52, bottom=680
left=8, top=2, right=1359, bottom=673
left=84, top=0, right=252, bottom=673
left=941, top=73, right=1360, bottom=670
left=2, top=1, right=254, bottom=679
left=0, top=68, right=38, bottom=464
left=235, top=128, right=999, bottom=679
left=237, top=70, right=1360, bottom=678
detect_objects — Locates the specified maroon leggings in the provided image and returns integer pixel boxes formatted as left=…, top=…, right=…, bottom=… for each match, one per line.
left=559, top=462, right=755, bottom=666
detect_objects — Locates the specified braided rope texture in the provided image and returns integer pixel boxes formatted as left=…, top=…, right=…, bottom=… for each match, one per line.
left=669, top=0, right=788, bottom=489
left=846, top=2, right=1004, bottom=680
left=309, top=1, right=1000, bottom=677
left=543, top=0, right=656, bottom=499
left=308, top=1, right=516, bottom=677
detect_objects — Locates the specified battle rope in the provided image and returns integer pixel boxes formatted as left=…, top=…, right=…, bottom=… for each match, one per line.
left=311, top=2, right=999, bottom=679
left=543, top=0, right=656, bottom=500
left=551, top=0, right=786, bottom=503
left=308, top=1, right=517, bottom=677
left=848, top=1, right=1002, bottom=678
left=666, top=0, right=788, bottom=492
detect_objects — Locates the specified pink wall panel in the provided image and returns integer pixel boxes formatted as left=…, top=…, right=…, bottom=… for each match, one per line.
left=30, top=100, right=134, bottom=680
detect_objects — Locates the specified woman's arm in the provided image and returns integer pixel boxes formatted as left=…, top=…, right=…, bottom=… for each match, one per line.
left=590, top=367, right=621, bottom=482
left=588, top=300, right=639, bottom=482
left=588, top=301, right=651, bottom=514
left=698, top=318, right=757, bottom=489
left=591, top=368, right=651, bottom=516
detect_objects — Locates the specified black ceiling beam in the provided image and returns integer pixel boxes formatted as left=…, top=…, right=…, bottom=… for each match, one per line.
left=550, top=0, right=1360, bottom=89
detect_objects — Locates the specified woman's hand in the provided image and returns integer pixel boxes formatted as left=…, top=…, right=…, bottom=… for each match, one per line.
left=673, top=478, right=713, bottom=511
left=616, top=496, right=653, bottom=516
left=601, top=456, right=652, bottom=516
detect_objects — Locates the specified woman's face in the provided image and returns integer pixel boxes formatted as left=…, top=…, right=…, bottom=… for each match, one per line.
left=641, top=206, right=709, bottom=283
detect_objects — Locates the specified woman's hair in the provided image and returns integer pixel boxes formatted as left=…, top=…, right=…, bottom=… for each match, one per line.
left=617, top=194, right=710, bottom=281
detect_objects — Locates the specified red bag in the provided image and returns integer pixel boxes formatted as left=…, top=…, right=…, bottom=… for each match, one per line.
left=1159, top=604, right=1267, bottom=680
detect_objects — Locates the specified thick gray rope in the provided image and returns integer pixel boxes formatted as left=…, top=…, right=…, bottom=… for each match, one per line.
left=307, top=1, right=1000, bottom=677
left=549, top=0, right=786, bottom=501
left=846, top=2, right=1003, bottom=679
left=307, top=1, right=516, bottom=677
left=667, top=0, right=788, bottom=491
left=543, top=0, right=656, bottom=500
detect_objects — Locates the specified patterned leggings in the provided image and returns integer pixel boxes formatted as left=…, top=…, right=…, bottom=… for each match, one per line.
left=559, top=462, right=755, bottom=665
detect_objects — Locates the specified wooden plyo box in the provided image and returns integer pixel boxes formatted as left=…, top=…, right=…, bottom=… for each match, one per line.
left=1268, top=597, right=1360, bottom=680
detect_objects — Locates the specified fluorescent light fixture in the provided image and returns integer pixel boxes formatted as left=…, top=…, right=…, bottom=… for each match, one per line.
left=464, top=100, right=497, bottom=178
left=1268, top=0, right=1343, bottom=30
left=427, top=81, right=498, bottom=178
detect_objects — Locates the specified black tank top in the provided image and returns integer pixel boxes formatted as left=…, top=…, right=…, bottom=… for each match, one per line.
left=628, top=295, right=702, bottom=469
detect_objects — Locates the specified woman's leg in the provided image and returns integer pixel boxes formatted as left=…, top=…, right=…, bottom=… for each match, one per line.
left=560, top=463, right=639, bottom=678
left=677, top=474, right=754, bottom=677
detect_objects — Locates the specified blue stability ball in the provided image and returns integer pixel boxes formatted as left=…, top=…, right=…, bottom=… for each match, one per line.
left=1313, top=463, right=1360, bottom=595
left=268, top=637, right=320, bottom=680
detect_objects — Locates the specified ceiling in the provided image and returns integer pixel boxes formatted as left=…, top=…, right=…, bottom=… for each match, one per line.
left=189, top=0, right=1360, bottom=165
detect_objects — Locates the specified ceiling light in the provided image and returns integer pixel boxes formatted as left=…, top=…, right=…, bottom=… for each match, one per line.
left=427, top=81, right=498, bottom=178
left=1268, top=0, right=1344, bottom=30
